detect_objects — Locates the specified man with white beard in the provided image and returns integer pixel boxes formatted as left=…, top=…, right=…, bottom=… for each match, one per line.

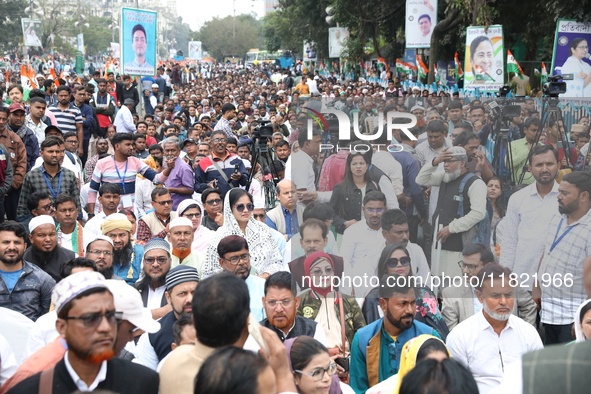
left=446, top=264, right=543, bottom=394
left=416, top=146, right=487, bottom=277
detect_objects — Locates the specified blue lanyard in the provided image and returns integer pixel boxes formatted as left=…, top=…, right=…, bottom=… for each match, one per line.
left=549, top=217, right=577, bottom=253
left=43, top=171, right=62, bottom=199
left=113, top=158, right=128, bottom=194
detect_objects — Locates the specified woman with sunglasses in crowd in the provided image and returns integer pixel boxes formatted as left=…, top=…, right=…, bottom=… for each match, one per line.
left=201, top=188, right=283, bottom=277
left=361, top=243, right=449, bottom=340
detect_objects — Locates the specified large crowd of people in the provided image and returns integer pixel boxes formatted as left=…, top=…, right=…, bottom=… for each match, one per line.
left=1, top=61, right=591, bottom=394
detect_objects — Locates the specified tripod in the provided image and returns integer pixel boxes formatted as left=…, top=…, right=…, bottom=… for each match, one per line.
left=491, top=115, right=517, bottom=197
left=246, top=138, right=281, bottom=209
left=517, top=97, right=572, bottom=185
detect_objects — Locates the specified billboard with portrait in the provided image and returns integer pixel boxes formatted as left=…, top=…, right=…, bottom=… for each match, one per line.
left=551, top=19, right=591, bottom=98
left=464, top=25, right=504, bottom=91
left=328, top=27, right=349, bottom=58
left=21, top=18, right=43, bottom=47
left=303, top=41, right=318, bottom=61
left=188, top=41, right=203, bottom=60
left=121, top=7, right=157, bottom=76
left=405, top=0, right=437, bottom=48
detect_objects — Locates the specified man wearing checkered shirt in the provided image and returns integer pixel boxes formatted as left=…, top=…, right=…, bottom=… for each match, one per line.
left=535, top=171, right=591, bottom=344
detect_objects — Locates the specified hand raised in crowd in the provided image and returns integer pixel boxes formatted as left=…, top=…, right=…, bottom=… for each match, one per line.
left=432, top=147, right=454, bottom=166
left=474, top=151, right=486, bottom=172
left=258, top=326, right=298, bottom=393
left=214, top=212, right=224, bottom=227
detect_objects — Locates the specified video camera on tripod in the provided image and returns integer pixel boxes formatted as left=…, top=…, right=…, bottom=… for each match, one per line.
left=543, top=74, right=570, bottom=97
left=246, top=118, right=280, bottom=208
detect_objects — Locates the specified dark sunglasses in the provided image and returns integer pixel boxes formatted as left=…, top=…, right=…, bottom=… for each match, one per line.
left=155, top=200, right=173, bottom=206
left=386, top=256, right=411, bottom=268
left=253, top=214, right=265, bottom=220
left=235, top=203, right=254, bottom=213
left=62, top=310, right=122, bottom=328
left=206, top=198, right=222, bottom=205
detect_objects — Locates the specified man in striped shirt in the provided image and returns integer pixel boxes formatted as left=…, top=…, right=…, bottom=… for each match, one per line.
left=48, top=86, right=84, bottom=157
left=87, top=133, right=175, bottom=216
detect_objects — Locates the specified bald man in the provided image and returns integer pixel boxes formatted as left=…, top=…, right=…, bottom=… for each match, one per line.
left=266, top=180, right=300, bottom=240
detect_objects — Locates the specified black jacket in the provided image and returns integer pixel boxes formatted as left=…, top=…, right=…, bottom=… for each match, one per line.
left=118, top=84, right=140, bottom=109
left=6, top=357, right=159, bottom=394
left=329, top=181, right=379, bottom=234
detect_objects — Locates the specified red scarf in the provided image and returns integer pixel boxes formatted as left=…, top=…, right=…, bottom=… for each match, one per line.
left=304, top=251, right=335, bottom=297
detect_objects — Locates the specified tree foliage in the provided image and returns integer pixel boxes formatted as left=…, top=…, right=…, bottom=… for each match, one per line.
left=199, top=14, right=263, bottom=60
left=0, top=0, right=29, bottom=52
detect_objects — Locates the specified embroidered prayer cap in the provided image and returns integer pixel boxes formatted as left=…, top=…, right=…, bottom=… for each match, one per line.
left=449, top=146, right=467, bottom=157
left=410, top=105, right=426, bottom=113
left=144, top=237, right=171, bottom=255
left=169, top=217, right=193, bottom=230
left=101, top=213, right=132, bottom=235
left=85, top=235, right=114, bottom=251
left=105, top=280, right=161, bottom=333
left=52, top=271, right=108, bottom=314
left=165, top=265, right=199, bottom=291
left=29, top=215, right=56, bottom=233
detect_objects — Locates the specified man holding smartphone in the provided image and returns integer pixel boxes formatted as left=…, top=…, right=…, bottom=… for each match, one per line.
left=194, top=130, right=248, bottom=198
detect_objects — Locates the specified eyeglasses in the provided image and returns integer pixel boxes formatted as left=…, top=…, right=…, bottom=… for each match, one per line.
left=206, top=198, right=222, bottom=205
left=222, top=253, right=250, bottom=265
left=365, top=208, right=384, bottom=214
left=62, top=310, right=122, bottom=328
left=36, top=203, right=54, bottom=211
left=296, top=362, right=337, bottom=382
left=387, top=256, right=411, bottom=268
left=87, top=250, right=113, bottom=256
left=65, top=140, right=78, bottom=144
left=310, top=267, right=333, bottom=276
left=265, top=298, right=294, bottom=308
left=457, top=261, right=483, bottom=272
left=235, top=203, right=254, bottom=213
left=211, top=138, right=227, bottom=143
left=155, top=200, right=173, bottom=206
left=253, top=214, right=266, bottom=220
left=183, top=213, right=201, bottom=219
left=144, top=257, right=170, bottom=265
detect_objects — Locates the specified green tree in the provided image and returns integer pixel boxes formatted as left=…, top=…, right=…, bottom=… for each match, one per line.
left=0, top=0, right=28, bottom=52
left=199, top=14, right=262, bottom=60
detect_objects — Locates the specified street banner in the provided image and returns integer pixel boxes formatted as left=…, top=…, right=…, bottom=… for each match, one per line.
left=77, top=33, right=85, bottom=55
left=328, top=27, right=349, bottom=58
left=551, top=19, right=591, bottom=98
left=464, top=25, right=504, bottom=91
left=111, top=42, right=121, bottom=59
left=303, top=41, right=318, bottom=61
left=188, top=41, right=203, bottom=60
left=21, top=18, right=43, bottom=47
left=437, top=61, right=457, bottom=86
left=405, top=0, right=437, bottom=48
left=121, top=7, right=157, bottom=76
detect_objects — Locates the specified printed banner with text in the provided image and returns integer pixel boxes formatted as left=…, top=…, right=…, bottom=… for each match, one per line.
left=551, top=19, right=591, bottom=98
left=464, top=25, right=504, bottom=92
left=121, top=7, right=158, bottom=77
left=405, top=0, right=437, bottom=48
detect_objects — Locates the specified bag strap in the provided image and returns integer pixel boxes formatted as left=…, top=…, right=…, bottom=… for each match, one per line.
left=338, top=292, right=347, bottom=354
left=457, top=173, right=477, bottom=218
left=38, top=366, right=55, bottom=394
left=209, top=155, right=230, bottom=183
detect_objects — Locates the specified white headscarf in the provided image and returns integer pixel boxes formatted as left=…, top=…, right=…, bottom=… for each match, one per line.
left=175, top=199, right=213, bottom=255
left=201, top=189, right=282, bottom=277
left=574, top=299, right=591, bottom=342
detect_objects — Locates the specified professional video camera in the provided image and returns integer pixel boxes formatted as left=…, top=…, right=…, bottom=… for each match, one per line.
left=543, top=75, right=568, bottom=97
left=252, top=118, right=274, bottom=142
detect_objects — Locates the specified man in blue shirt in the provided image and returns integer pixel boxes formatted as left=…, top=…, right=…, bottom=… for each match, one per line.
left=73, top=85, right=94, bottom=165
left=0, top=220, right=55, bottom=321
left=266, top=179, right=299, bottom=240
